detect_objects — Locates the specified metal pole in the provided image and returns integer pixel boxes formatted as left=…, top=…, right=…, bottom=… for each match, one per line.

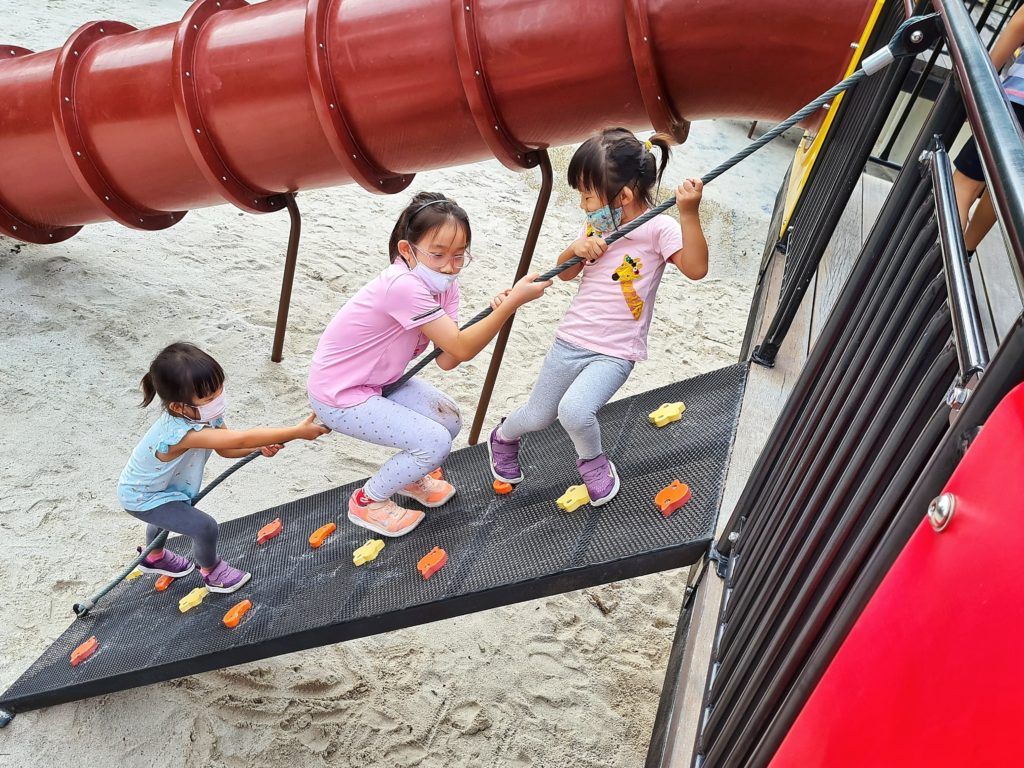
left=934, top=0, right=1024, bottom=291
left=271, top=193, right=301, bottom=363
left=467, top=151, right=552, bottom=444
left=927, top=141, right=990, bottom=379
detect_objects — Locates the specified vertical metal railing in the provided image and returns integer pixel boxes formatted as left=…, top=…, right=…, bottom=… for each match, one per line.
left=927, top=140, right=990, bottom=380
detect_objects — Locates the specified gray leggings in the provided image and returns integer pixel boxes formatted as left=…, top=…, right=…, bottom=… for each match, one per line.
left=500, top=338, right=634, bottom=460
left=310, top=378, right=461, bottom=501
left=127, top=500, right=218, bottom=568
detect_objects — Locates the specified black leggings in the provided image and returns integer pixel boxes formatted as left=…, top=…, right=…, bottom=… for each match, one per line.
left=127, top=500, right=218, bottom=568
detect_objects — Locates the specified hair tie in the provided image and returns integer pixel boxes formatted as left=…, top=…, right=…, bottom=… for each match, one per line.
left=644, top=139, right=653, bottom=152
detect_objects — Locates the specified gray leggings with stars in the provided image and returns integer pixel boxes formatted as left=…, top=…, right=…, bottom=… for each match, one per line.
left=310, top=378, right=461, bottom=501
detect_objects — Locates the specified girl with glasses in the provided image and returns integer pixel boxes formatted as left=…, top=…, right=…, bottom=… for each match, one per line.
left=308, top=192, right=551, bottom=537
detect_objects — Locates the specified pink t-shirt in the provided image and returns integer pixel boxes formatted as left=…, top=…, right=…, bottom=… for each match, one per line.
left=307, top=261, right=459, bottom=408
left=556, top=214, right=683, bottom=361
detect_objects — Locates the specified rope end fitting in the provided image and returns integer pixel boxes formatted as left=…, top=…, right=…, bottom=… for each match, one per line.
left=864, top=13, right=941, bottom=76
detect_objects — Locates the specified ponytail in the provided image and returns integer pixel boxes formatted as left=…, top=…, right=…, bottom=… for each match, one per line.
left=140, top=372, right=156, bottom=408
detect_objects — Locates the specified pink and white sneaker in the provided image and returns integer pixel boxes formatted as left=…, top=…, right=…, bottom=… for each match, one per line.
left=399, top=474, right=456, bottom=508
left=347, top=490, right=425, bottom=537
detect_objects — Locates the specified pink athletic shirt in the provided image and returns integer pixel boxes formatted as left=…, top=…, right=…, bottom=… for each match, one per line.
left=556, top=214, right=683, bottom=361
left=308, top=261, right=459, bottom=408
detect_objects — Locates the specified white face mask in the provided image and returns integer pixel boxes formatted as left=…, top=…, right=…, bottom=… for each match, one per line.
left=195, top=391, right=226, bottom=422
left=410, top=261, right=458, bottom=295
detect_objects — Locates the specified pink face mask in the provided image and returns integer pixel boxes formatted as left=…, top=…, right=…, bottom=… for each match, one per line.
left=195, top=391, right=226, bottom=422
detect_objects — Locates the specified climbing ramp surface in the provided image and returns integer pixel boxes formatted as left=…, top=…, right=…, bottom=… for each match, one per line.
left=0, top=364, right=746, bottom=715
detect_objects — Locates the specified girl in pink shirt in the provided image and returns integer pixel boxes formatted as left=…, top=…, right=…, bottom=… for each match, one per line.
left=488, top=128, right=709, bottom=507
left=308, top=192, right=551, bottom=537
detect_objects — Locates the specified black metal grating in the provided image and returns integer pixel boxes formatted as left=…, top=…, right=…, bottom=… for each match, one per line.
left=1, top=363, right=746, bottom=715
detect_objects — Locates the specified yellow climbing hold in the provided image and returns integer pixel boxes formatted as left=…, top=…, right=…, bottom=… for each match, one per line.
left=353, top=539, right=385, bottom=566
left=557, top=484, right=590, bottom=513
left=125, top=568, right=143, bottom=581
left=648, top=401, right=686, bottom=428
left=178, top=587, right=209, bottom=613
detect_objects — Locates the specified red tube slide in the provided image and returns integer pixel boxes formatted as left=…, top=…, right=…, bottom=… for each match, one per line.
left=0, top=0, right=875, bottom=244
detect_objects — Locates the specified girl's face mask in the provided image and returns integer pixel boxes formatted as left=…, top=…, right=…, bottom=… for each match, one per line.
left=193, top=391, right=226, bottom=422
left=586, top=203, right=623, bottom=236
left=410, top=260, right=458, bottom=295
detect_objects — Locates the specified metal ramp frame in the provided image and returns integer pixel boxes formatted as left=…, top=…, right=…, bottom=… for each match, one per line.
left=0, top=363, right=746, bottom=719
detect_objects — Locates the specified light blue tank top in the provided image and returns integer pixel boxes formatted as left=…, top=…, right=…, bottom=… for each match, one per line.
left=117, top=411, right=225, bottom=511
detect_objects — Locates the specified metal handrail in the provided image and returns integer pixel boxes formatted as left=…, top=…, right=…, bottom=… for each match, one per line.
left=934, top=0, right=1024, bottom=291
left=926, top=141, right=990, bottom=380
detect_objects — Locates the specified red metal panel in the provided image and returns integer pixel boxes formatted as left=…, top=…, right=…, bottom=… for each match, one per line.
left=0, top=0, right=874, bottom=242
left=771, top=382, right=1024, bottom=768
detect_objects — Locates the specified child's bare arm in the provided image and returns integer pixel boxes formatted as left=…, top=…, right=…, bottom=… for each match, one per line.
left=557, top=236, right=607, bottom=281
left=670, top=178, right=709, bottom=280
left=212, top=425, right=286, bottom=459
left=990, top=8, right=1024, bottom=71
left=157, top=414, right=328, bottom=461
left=419, top=273, right=551, bottom=364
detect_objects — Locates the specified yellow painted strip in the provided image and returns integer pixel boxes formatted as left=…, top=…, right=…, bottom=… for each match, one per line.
left=778, top=0, right=888, bottom=237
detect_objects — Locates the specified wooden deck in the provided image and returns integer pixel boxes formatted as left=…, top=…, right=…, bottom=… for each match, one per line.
left=659, top=169, right=1023, bottom=766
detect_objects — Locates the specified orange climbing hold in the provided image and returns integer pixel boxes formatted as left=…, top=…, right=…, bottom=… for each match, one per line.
left=70, top=636, right=99, bottom=667
left=154, top=575, right=174, bottom=592
left=309, top=522, right=337, bottom=549
left=655, top=481, right=692, bottom=517
left=492, top=479, right=513, bottom=495
left=223, top=599, right=252, bottom=629
left=257, top=518, right=283, bottom=545
left=417, top=547, right=448, bottom=580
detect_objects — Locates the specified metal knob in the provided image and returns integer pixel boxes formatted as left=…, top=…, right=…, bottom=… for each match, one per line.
left=928, top=493, right=956, bottom=532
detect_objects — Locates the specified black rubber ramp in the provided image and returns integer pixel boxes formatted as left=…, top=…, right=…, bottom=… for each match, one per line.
left=0, top=363, right=746, bottom=716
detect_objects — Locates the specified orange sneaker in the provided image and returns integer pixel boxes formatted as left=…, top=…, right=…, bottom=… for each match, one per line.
left=347, top=492, right=425, bottom=537
left=399, top=475, right=456, bottom=508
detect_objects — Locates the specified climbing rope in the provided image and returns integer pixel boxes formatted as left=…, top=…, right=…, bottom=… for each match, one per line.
left=384, top=14, right=939, bottom=396
left=72, top=450, right=262, bottom=618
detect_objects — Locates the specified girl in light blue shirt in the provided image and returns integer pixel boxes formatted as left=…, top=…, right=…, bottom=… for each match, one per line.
left=119, top=343, right=329, bottom=593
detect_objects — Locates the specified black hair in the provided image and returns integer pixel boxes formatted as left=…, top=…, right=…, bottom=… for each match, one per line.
left=567, top=128, right=673, bottom=209
left=140, top=342, right=225, bottom=411
left=387, top=192, right=472, bottom=264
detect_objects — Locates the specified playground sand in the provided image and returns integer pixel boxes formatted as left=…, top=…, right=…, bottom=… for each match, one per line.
left=0, top=2, right=799, bottom=765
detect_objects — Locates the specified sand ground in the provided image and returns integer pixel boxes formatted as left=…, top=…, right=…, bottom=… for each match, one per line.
left=0, top=2, right=797, bottom=765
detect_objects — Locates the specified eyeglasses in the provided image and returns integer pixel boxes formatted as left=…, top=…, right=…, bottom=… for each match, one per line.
left=409, top=242, right=473, bottom=269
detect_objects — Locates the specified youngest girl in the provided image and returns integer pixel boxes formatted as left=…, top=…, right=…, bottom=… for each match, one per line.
left=308, top=191, right=551, bottom=538
left=488, top=127, right=709, bottom=506
left=118, top=343, right=329, bottom=593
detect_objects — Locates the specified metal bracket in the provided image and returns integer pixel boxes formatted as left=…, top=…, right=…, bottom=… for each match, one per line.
left=945, top=370, right=981, bottom=424
left=708, top=547, right=730, bottom=580
left=889, top=12, right=943, bottom=58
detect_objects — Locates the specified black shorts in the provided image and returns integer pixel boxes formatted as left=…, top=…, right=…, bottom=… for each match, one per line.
left=954, top=98, right=1024, bottom=181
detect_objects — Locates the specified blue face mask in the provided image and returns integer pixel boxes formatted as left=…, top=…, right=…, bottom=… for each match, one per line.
left=586, top=204, right=623, bottom=235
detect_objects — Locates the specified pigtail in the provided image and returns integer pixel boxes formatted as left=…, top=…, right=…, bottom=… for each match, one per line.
left=648, top=132, right=674, bottom=189
left=140, top=371, right=156, bottom=407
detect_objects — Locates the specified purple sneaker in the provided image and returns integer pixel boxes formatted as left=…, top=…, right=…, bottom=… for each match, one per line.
left=488, top=420, right=524, bottom=484
left=577, top=454, right=620, bottom=507
left=136, top=547, right=194, bottom=578
left=202, top=559, right=252, bottom=594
